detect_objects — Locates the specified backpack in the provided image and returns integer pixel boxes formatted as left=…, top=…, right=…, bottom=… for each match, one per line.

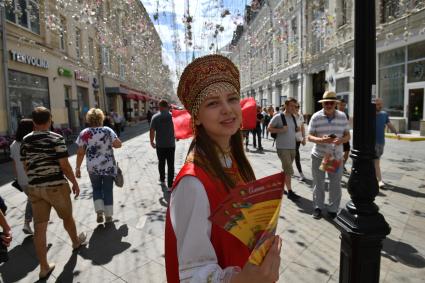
left=271, top=113, right=298, bottom=140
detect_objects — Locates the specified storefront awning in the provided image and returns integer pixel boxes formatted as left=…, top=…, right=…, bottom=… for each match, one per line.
left=105, top=87, right=129, bottom=95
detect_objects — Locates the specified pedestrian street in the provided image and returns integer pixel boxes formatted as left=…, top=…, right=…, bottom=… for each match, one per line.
left=0, top=122, right=424, bottom=282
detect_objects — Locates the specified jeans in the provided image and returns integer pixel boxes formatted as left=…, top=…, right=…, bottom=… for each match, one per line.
left=89, top=174, right=114, bottom=217
left=156, top=147, right=175, bottom=188
left=311, top=155, right=342, bottom=213
left=262, top=123, right=269, bottom=138
left=295, top=141, right=303, bottom=174
left=252, top=127, right=262, bottom=149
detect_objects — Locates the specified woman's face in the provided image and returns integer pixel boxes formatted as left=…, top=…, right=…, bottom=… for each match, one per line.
left=195, top=86, right=241, bottom=146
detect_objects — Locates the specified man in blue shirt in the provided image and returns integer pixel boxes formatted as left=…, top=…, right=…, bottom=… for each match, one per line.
left=150, top=100, right=176, bottom=190
left=375, top=98, right=399, bottom=188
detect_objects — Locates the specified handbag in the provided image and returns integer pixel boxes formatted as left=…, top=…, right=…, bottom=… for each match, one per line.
left=114, top=162, right=124, bottom=187
left=11, top=179, right=23, bottom=192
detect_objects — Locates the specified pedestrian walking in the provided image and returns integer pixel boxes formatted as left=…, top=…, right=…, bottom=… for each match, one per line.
left=268, top=98, right=302, bottom=201
left=75, top=108, right=122, bottom=223
left=103, top=112, right=113, bottom=128
left=110, top=110, right=122, bottom=137
left=294, top=103, right=306, bottom=181
left=146, top=109, right=153, bottom=124
left=9, top=118, right=34, bottom=234
left=150, top=99, right=176, bottom=190
left=165, top=54, right=282, bottom=283
left=21, top=107, right=86, bottom=280
left=252, top=106, right=264, bottom=150
left=262, top=107, right=272, bottom=139
left=337, top=99, right=351, bottom=173
left=375, top=98, right=399, bottom=188
left=307, top=91, right=350, bottom=219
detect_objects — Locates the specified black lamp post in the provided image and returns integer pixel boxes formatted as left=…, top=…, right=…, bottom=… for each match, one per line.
left=335, top=1, right=391, bottom=282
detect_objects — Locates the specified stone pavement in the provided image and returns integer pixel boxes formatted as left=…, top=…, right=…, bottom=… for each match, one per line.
left=0, top=122, right=424, bottom=282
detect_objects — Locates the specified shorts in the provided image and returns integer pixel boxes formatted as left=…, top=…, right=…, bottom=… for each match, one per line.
left=27, top=183, right=73, bottom=224
left=343, top=142, right=351, bottom=152
left=375, top=143, right=385, bottom=159
left=277, top=149, right=296, bottom=175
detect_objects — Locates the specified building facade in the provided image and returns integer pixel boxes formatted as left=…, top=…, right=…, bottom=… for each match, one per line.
left=0, top=0, right=174, bottom=135
left=228, top=0, right=425, bottom=134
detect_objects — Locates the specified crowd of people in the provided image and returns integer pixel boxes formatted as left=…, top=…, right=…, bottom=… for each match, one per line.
left=0, top=54, right=399, bottom=282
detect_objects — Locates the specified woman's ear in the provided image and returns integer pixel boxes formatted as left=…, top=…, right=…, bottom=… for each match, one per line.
left=194, top=117, right=201, bottom=126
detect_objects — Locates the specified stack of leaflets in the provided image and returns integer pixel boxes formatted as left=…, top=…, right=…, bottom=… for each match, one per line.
left=209, top=172, right=285, bottom=265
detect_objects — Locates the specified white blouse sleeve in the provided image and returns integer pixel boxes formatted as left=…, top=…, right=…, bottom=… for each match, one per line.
left=170, top=176, right=241, bottom=283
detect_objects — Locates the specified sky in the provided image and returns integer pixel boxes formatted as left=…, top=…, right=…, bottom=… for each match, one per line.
left=140, top=0, right=249, bottom=84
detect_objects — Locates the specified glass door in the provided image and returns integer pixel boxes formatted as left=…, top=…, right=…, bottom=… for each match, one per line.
left=408, top=88, right=424, bottom=131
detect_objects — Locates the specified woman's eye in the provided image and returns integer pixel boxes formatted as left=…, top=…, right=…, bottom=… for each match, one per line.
left=229, top=96, right=239, bottom=102
left=207, top=101, right=218, bottom=107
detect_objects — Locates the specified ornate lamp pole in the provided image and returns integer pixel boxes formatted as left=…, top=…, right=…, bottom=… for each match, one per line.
left=335, top=1, right=391, bottom=282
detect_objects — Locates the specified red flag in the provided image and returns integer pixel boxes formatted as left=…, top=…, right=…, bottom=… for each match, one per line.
left=172, top=109, right=193, bottom=139
left=240, top=97, right=257, bottom=130
left=172, top=97, right=258, bottom=139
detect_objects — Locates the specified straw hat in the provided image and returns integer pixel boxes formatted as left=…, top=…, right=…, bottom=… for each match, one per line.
left=318, top=91, right=338, bottom=103
left=177, top=54, right=240, bottom=117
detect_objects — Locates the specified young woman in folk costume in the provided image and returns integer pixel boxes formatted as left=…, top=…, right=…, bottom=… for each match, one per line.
left=165, top=55, right=282, bottom=283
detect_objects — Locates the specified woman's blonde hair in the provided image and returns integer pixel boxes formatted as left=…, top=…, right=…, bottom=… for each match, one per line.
left=86, top=108, right=105, bottom=127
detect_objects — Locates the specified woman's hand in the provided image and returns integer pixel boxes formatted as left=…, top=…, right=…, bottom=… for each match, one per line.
left=232, top=236, right=282, bottom=283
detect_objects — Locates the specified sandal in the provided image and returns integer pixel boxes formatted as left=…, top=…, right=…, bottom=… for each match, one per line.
left=39, top=263, right=55, bottom=280
left=72, top=232, right=87, bottom=251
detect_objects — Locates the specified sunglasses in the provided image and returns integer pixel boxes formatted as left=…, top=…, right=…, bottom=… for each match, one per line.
left=324, top=101, right=336, bottom=105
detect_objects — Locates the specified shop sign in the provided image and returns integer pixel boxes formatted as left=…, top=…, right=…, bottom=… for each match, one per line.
left=75, top=71, right=89, bottom=82
left=58, top=67, right=73, bottom=78
left=10, top=50, right=48, bottom=69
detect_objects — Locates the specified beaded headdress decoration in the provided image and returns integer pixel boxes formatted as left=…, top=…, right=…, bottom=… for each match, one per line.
left=177, top=54, right=241, bottom=120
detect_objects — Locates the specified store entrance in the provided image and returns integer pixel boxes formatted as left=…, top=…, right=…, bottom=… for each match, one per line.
left=312, top=71, right=326, bottom=112
left=408, top=88, right=424, bottom=131
left=77, top=86, right=89, bottom=128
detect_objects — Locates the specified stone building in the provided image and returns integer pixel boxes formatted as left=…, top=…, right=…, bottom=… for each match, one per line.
left=228, top=0, right=425, bottom=133
left=0, top=0, right=174, bottom=135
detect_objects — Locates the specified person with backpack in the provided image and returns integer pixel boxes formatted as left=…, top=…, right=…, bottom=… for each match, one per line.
left=268, top=98, right=301, bottom=201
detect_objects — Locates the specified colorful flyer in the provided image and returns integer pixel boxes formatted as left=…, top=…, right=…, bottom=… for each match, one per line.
left=209, top=172, right=285, bottom=265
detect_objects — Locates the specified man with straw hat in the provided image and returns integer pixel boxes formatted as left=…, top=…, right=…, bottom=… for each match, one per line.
left=307, top=91, right=350, bottom=220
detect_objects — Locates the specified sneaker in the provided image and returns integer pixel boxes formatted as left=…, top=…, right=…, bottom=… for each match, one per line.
left=378, top=181, right=385, bottom=188
left=312, top=208, right=322, bottom=219
left=23, top=222, right=33, bottom=235
left=72, top=232, right=87, bottom=251
left=287, top=190, right=300, bottom=201
left=105, top=216, right=113, bottom=223
left=258, top=147, right=264, bottom=151
left=328, top=212, right=337, bottom=219
left=96, top=212, right=104, bottom=223
left=299, top=173, right=306, bottom=181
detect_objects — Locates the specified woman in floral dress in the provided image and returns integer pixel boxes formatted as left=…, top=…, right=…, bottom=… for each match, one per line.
left=75, top=108, right=122, bottom=223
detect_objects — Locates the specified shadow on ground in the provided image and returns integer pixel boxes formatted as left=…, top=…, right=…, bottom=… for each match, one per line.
left=0, top=236, right=39, bottom=282
left=78, top=223, right=131, bottom=265
left=383, top=184, right=425, bottom=198
left=382, top=237, right=425, bottom=268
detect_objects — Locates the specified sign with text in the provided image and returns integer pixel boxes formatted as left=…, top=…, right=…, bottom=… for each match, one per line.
left=10, top=50, right=48, bottom=69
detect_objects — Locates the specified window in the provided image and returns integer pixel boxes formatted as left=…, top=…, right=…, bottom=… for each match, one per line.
left=59, top=16, right=67, bottom=51
left=381, top=0, right=401, bottom=23
left=5, top=0, right=40, bottom=34
left=378, top=48, right=406, bottom=117
left=337, top=0, right=348, bottom=27
left=119, top=57, right=125, bottom=80
left=75, top=28, right=82, bottom=59
left=88, top=37, right=95, bottom=64
left=102, top=47, right=111, bottom=69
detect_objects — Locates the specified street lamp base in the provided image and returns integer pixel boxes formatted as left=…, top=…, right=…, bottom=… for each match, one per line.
left=335, top=205, right=391, bottom=283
